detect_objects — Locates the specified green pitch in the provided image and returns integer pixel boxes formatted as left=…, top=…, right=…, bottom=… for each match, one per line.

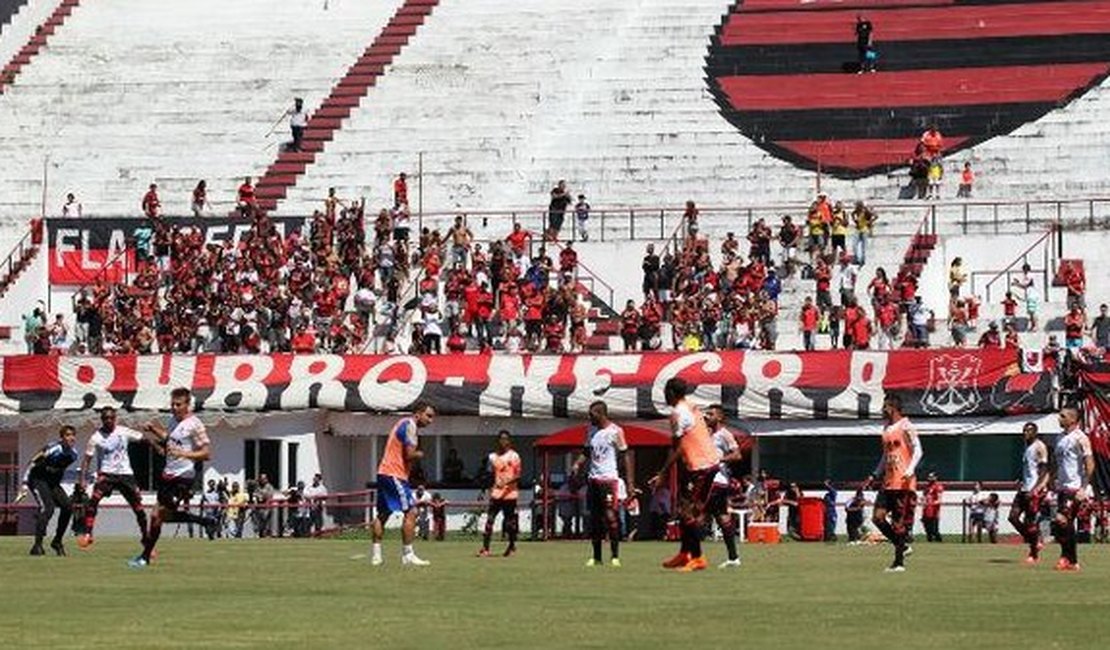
left=1, top=537, right=1107, bottom=649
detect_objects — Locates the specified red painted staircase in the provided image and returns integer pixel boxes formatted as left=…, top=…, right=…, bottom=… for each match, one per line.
left=254, top=0, right=441, bottom=213
left=0, top=0, right=81, bottom=94
left=0, top=218, right=43, bottom=300
left=899, top=210, right=938, bottom=284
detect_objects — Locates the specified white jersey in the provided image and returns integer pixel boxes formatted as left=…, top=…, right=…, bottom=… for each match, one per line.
left=85, top=426, right=143, bottom=476
left=163, top=414, right=209, bottom=480
left=712, top=428, right=740, bottom=486
left=1021, top=439, right=1048, bottom=492
left=587, top=423, right=627, bottom=481
left=1054, top=428, right=1092, bottom=492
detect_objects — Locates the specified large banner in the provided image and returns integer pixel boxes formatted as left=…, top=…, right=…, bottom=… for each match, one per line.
left=46, top=216, right=310, bottom=285
left=1077, top=357, right=1110, bottom=496
left=0, top=350, right=1054, bottom=419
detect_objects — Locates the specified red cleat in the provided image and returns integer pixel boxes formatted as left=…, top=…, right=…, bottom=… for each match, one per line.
left=662, top=551, right=691, bottom=569
left=1023, top=555, right=1039, bottom=565
left=476, top=549, right=491, bottom=558
left=1054, top=557, right=1080, bottom=572
left=676, top=556, right=708, bottom=572
left=76, top=534, right=94, bottom=550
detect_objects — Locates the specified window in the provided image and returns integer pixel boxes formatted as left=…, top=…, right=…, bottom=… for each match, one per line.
left=244, top=439, right=283, bottom=487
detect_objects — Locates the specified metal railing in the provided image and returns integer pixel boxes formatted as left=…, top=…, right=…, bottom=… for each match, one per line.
left=970, top=226, right=1059, bottom=303
left=0, top=220, right=39, bottom=293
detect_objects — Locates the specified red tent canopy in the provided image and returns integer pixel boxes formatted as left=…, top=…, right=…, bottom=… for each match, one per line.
left=534, top=423, right=672, bottom=449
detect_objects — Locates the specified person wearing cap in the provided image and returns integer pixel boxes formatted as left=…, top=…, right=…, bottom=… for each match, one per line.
left=977, top=321, right=1002, bottom=348
left=921, top=472, right=944, bottom=542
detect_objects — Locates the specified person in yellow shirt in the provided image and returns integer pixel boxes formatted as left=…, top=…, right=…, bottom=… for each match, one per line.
left=852, top=201, right=877, bottom=265
left=830, top=202, right=849, bottom=257
left=226, top=482, right=248, bottom=538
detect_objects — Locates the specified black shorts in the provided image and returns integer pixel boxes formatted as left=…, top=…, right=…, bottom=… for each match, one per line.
left=706, top=483, right=731, bottom=518
left=393, top=227, right=410, bottom=242
left=156, top=476, right=196, bottom=510
left=587, top=479, right=619, bottom=517
left=878, top=489, right=917, bottom=529
left=1011, top=490, right=1041, bottom=520
left=681, top=468, right=717, bottom=520
left=92, top=473, right=143, bottom=507
left=1056, top=490, right=1080, bottom=520
left=487, top=498, right=517, bottom=520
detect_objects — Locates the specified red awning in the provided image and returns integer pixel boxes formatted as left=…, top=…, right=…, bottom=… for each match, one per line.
left=534, top=423, right=672, bottom=449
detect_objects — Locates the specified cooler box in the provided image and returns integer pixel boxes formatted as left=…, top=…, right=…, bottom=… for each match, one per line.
left=798, top=497, right=825, bottom=541
left=747, top=522, right=780, bottom=544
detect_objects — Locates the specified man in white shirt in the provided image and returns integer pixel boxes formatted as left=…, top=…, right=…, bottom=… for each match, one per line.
left=303, top=473, right=328, bottom=535
left=130, top=387, right=217, bottom=568
left=287, top=97, right=308, bottom=151
left=77, top=406, right=150, bottom=550
left=1051, top=407, right=1094, bottom=571
left=573, top=401, right=634, bottom=567
left=61, top=192, right=82, bottom=218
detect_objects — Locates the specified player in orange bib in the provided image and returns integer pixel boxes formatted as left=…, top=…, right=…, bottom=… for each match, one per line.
left=650, top=377, right=722, bottom=572
left=371, top=401, right=435, bottom=567
left=479, top=430, right=522, bottom=557
left=865, top=394, right=923, bottom=573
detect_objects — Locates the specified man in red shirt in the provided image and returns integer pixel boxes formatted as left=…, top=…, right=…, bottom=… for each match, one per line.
left=1001, top=291, right=1018, bottom=329
left=814, top=259, right=832, bottom=310
left=505, top=223, right=532, bottom=271
left=1064, top=305, right=1085, bottom=349
left=799, top=296, right=818, bottom=351
left=1063, top=264, right=1086, bottom=313
left=559, top=242, right=578, bottom=276
left=921, top=125, right=944, bottom=159
left=475, top=283, right=494, bottom=346
left=141, top=183, right=161, bottom=219
left=238, top=177, right=257, bottom=218
left=876, top=298, right=900, bottom=350
left=921, top=472, right=944, bottom=542
left=393, top=172, right=408, bottom=208
left=851, top=310, right=872, bottom=349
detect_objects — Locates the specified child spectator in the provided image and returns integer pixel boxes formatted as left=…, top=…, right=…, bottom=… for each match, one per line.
left=957, top=161, right=974, bottom=198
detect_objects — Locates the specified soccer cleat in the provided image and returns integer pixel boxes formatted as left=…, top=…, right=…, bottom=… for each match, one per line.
left=127, top=556, right=148, bottom=569
left=610, top=558, right=622, bottom=568
left=677, top=556, right=708, bottom=572
left=662, top=551, right=691, bottom=569
left=903, top=545, right=914, bottom=558
left=29, top=543, right=45, bottom=556
left=476, top=549, right=491, bottom=558
left=718, top=558, right=742, bottom=569
left=1024, top=555, right=1040, bottom=565
left=402, top=554, right=430, bottom=567
left=585, top=558, right=601, bottom=567
left=50, top=540, right=66, bottom=556
left=77, top=534, right=94, bottom=550
left=884, top=565, right=906, bottom=573
left=502, top=547, right=515, bottom=558
left=1054, top=558, right=1080, bottom=572
left=370, top=555, right=384, bottom=566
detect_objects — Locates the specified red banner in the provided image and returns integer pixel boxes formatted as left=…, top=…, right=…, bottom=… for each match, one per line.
left=0, top=350, right=1053, bottom=419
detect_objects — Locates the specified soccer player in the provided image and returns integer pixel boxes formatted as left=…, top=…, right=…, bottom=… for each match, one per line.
left=864, top=394, right=922, bottom=573
left=77, top=406, right=149, bottom=549
left=1008, top=421, right=1049, bottom=563
left=479, top=430, right=522, bottom=557
left=20, top=425, right=79, bottom=556
left=704, top=404, right=742, bottom=568
left=371, top=401, right=436, bottom=567
left=649, top=378, right=722, bottom=572
left=129, top=387, right=218, bottom=568
left=572, top=400, right=635, bottom=567
left=1051, top=407, right=1094, bottom=571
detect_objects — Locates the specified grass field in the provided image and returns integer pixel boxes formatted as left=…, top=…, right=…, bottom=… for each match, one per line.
left=1, top=536, right=1108, bottom=649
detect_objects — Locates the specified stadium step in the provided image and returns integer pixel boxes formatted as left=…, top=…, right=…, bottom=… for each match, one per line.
left=251, top=0, right=442, bottom=212
left=583, top=335, right=612, bottom=352
left=592, top=319, right=621, bottom=336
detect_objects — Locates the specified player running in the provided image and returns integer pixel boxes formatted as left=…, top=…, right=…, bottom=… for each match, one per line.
left=1051, top=406, right=1094, bottom=572
left=77, top=406, right=149, bottom=550
left=704, top=404, right=743, bottom=568
left=479, top=430, right=522, bottom=557
left=129, top=387, right=218, bottom=568
left=650, top=378, right=721, bottom=572
left=371, top=401, right=435, bottom=567
left=572, top=401, right=635, bottom=567
left=20, top=425, right=79, bottom=556
left=865, top=394, right=922, bottom=573
left=1007, top=421, right=1049, bottom=564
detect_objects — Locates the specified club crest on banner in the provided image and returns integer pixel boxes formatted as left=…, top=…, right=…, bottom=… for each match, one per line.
left=921, top=354, right=982, bottom=415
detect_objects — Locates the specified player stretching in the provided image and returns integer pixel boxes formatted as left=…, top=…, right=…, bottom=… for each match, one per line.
left=1008, top=421, right=1048, bottom=564
left=1051, top=407, right=1094, bottom=572
left=77, top=407, right=149, bottom=550
left=650, top=378, right=721, bottom=572
left=20, top=426, right=79, bottom=556
left=479, top=430, right=522, bottom=557
left=704, top=404, right=743, bottom=568
left=371, top=402, right=435, bottom=567
left=865, top=394, right=922, bottom=573
left=129, top=388, right=217, bottom=568
left=573, top=401, right=635, bottom=567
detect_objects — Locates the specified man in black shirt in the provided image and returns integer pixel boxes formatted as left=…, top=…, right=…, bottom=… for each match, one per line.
left=641, top=244, right=660, bottom=298
left=21, top=426, right=79, bottom=556
left=855, top=15, right=873, bottom=70
left=547, top=180, right=573, bottom=242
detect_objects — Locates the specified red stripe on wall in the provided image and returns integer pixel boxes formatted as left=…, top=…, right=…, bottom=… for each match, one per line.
left=777, top=137, right=970, bottom=168
left=715, top=63, right=1107, bottom=110
left=721, top=1, right=1110, bottom=45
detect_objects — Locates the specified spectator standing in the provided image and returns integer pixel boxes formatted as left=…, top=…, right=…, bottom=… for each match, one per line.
left=834, top=255, right=858, bottom=306
left=800, top=296, right=819, bottom=351
left=574, top=194, right=591, bottom=241
left=909, top=296, right=931, bottom=347
left=303, top=473, right=327, bottom=535
left=237, top=177, right=257, bottom=218
left=61, top=192, right=82, bottom=218
left=855, top=15, right=873, bottom=72
left=846, top=488, right=866, bottom=543
left=908, top=145, right=930, bottom=200
left=823, top=480, right=838, bottom=542
left=226, top=482, right=247, bottom=538
left=851, top=201, right=876, bottom=265
left=1012, top=263, right=1039, bottom=331
left=1064, top=305, right=1085, bottom=350
left=254, top=473, right=276, bottom=538
left=966, top=481, right=986, bottom=543
left=287, top=97, right=308, bottom=152
left=414, top=486, right=432, bottom=541
left=22, top=306, right=44, bottom=354
left=921, top=472, right=944, bottom=542
left=547, top=180, right=572, bottom=241
left=430, top=492, right=447, bottom=540
left=926, top=156, right=943, bottom=199
left=983, top=493, right=1001, bottom=544
left=141, top=183, right=161, bottom=219
left=1090, top=303, right=1110, bottom=349
left=948, top=257, right=967, bottom=300
left=1062, top=262, right=1086, bottom=313
left=957, top=162, right=974, bottom=198
left=447, top=216, right=473, bottom=267
left=191, top=181, right=210, bottom=216
left=393, top=172, right=408, bottom=208
left=921, top=125, right=944, bottom=160
left=641, top=244, right=660, bottom=298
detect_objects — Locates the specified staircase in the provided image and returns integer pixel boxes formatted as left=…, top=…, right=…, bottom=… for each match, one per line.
left=255, top=0, right=441, bottom=213
left=897, top=208, right=939, bottom=292
left=0, top=0, right=79, bottom=94
left=0, top=218, right=41, bottom=298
